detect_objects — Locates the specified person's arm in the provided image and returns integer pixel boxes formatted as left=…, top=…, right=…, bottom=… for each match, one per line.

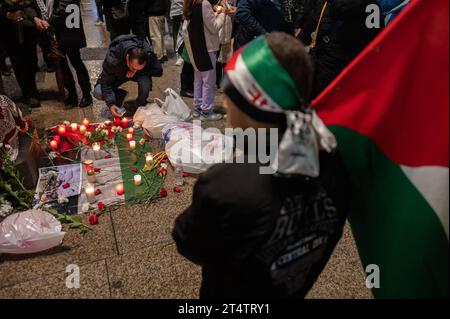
left=235, top=0, right=266, bottom=37
left=98, top=59, right=118, bottom=107
left=202, top=0, right=225, bottom=34
left=172, top=174, right=223, bottom=266
left=145, top=44, right=163, bottom=77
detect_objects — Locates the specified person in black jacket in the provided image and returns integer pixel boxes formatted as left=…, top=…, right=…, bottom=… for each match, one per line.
left=298, top=0, right=381, bottom=97
left=234, top=0, right=297, bottom=49
left=27, top=0, right=93, bottom=108
left=94, top=34, right=163, bottom=117
left=0, top=0, right=40, bottom=108
left=173, top=32, right=350, bottom=299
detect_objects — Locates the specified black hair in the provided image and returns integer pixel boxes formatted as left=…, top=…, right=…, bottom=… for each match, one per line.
left=127, top=48, right=148, bottom=65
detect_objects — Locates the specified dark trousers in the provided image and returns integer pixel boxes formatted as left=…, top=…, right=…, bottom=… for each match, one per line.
left=60, top=49, right=92, bottom=97
left=172, top=15, right=183, bottom=51
left=181, top=62, right=194, bottom=92
left=2, top=25, right=38, bottom=98
left=0, top=44, right=8, bottom=69
left=94, top=76, right=151, bottom=107
left=95, top=0, right=104, bottom=21
left=103, top=5, right=131, bottom=41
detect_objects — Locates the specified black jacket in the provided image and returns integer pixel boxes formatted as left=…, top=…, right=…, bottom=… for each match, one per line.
left=173, top=151, right=350, bottom=298
left=145, top=0, right=170, bottom=16
left=96, top=34, right=163, bottom=107
left=299, top=0, right=381, bottom=97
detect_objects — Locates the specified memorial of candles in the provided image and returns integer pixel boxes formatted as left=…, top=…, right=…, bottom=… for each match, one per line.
left=71, top=123, right=77, bottom=132
left=92, top=142, right=101, bottom=160
left=85, top=183, right=96, bottom=203
left=82, top=118, right=90, bottom=126
left=79, top=125, right=87, bottom=135
left=129, top=140, right=136, bottom=150
left=134, top=175, right=142, bottom=186
left=116, top=184, right=124, bottom=196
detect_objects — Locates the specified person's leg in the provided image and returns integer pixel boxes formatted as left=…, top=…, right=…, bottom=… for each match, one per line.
left=22, top=29, right=40, bottom=102
left=200, top=52, right=222, bottom=120
left=65, top=49, right=92, bottom=106
left=59, top=56, right=78, bottom=106
left=193, top=68, right=203, bottom=116
left=180, top=62, right=194, bottom=97
left=95, top=1, right=104, bottom=22
left=172, top=15, right=182, bottom=52
left=94, top=83, right=128, bottom=107
left=135, top=76, right=151, bottom=107
left=129, top=1, right=147, bottom=37
left=148, top=16, right=163, bottom=60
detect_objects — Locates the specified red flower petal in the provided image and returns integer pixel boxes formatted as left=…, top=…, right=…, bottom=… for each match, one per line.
left=98, top=202, right=105, bottom=211
left=159, top=188, right=168, bottom=197
left=95, top=189, right=102, bottom=196
left=104, top=154, right=112, bottom=159
left=53, top=136, right=61, bottom=144
left=88, top=214, right=99, bottom=225
left=182, top=172, right=189, bottom=178
left=173, top=186, right=181, bottom=193
left=94, top=167, right=101, bottom=173
left=26, top=119, right=33, bottom=127
left=131, top=168, right=138, bottom=173
left=62, top=183, right=70, bottom=189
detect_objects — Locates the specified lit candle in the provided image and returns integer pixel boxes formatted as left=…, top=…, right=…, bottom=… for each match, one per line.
left=50, top=140, right=58, bottom=150
left=114, top=117, right=121, bottom=126
left=85, top=183, right=96, bottom=203
left=128, top=127, right=134, bottom=134
left=58, top=125, right=66, bottom=136
left=82, top=118, right=90, bottom=126
left=53, top=135, right=61, bottom=144
left=121, top=117, right=129, bottom=128
left=87, top=170, right=96, bottom=183
left=105, top=120, right=112, bottom=127
left=126, top=133, right=134, bottom=141
left=134, top=175, right=142, bottom=186
left=92, top=142, right=101, bottom=160
left=145, top=153, right=153, bottom=166
left=84, top=160, right=94, bottom=173
left=79, top=125, right=87, bottom=135
left=116, top=184, right=124, bottom=196
left=129, top=140, right=136, bottom=150
left=71, top=123, right=77, bottom=132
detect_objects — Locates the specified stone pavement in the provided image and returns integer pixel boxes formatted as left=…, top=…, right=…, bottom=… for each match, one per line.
left=0, top=0, right=373, bottom=299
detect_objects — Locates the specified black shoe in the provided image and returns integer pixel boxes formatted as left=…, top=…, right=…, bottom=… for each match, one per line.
left=65, top=95, right=78, bottom=108
left=180, top=90, right=194, bottom=98
left=79, top=95, right=93, bottom=108
left=40, top=64, right=55, bottom=73
left=26, top=97, right=41, bottom=108
left=159, top=56, right=168, bottom=63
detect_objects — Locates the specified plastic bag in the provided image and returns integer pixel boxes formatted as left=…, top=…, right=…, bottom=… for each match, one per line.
left=134, top=102, right=180, bottom=138
left=161, top=88, right=191, bottom=121
left=163, top=123, right=234, bottom=174
left=0, top=209, right=66, bottom=254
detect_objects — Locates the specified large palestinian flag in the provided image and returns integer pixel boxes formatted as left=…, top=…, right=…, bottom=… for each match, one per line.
left=313, top=0, right=449, bottom=298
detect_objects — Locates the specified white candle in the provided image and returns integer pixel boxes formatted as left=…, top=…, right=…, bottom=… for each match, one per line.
left=79, top=125, right=87, bottom=135
left=85, top=183, right=96, bottom=204
left=87, top=170, right=96, bottom=183
left=92, top=142, right=101, bottom=159
left=134, top=175, right=142, bottom=186
left=71, top=123, right=77, bottom=132
left=129, top=140, right=136, bottom=150
left=116, top=184, right=124, bottom=196
left=145, top=153, right=153, bottom=166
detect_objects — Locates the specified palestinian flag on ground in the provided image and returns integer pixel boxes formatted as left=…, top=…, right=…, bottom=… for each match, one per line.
left=312, top=0, right=449, bottom=298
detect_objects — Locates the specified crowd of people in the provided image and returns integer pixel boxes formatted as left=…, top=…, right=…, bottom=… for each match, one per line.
left=0, top=0, right=412, bottom=298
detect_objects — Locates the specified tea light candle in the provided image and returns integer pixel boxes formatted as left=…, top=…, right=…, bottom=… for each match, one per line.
left=53, top=135, right=60, bottom=144
left=87, top=170, right=96, bottom=183
left=82, top=118, right=90, bottom=126
left=84, top=160, right=94, bottom=172
left=134, top=175, right=142, bottom=186
left=85, top=183, right=96, bottom=203
left=116, top=184, right=124, bottom=196
left=92, top=142, right=101, bottom=160
left=145, top=153, right=153, bottom=166
left=58, top=125, right=66, bottom=136
left=79, top=125, right=87, bottom=135
left=128, top=127, right=134, bottom=134
left=129, top=140, right=136, bottom=150
left=121, top=117, right=129, bottom=128
left=50, top=140, right=58, bottom=150
left=126, top=133, right=134, bottom=141
left=71, top=123, right=77, bottom=132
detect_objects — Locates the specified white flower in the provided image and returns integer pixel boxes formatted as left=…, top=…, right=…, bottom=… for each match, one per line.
left=118, top=127, right=123, bottom=132
left=43, top=204, right=52, bottom=209
left=98, top=123, right=106, bottom=129
left=0, top=143, right=3, bottom=148
left=48, top=170, right=58, bottom=178
left=85, top=132, right=92, bottom=138
left=63, top=121, right=71, bottom=126
left=112, top=126, right=119, bottom=133
left=139, top=138, right=145, bottom=145
left=160, top=163, right=168, bottom=169
left=0, top=202, right=13, bottom=217
left=102, top=129, right=109, bottom=136
left=57, top=195, right=69, bottom=204
left=4, top=144, right=11, bottom=149
left=40, top=194, right=48, bottom=202
left=81, top=203, right=90, bottom=213
left=48, top=152, right=58, bottom=160
left=34, top=193, right=41, bottom=200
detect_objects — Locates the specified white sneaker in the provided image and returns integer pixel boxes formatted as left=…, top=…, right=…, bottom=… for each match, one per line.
left=200, top=111, right=223, bottom=121
left=175, top=58, right=184, bottom=66
left=95, top=20, right=104, bottom=26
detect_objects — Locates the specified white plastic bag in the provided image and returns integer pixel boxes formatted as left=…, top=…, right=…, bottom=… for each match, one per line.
left=162, top=88, right=191, bottom=121
left=135, top=103, right=180, bottom=138
left=163, top=123, right=234, bottom=174
left=0, top=209, right=66, bottom=254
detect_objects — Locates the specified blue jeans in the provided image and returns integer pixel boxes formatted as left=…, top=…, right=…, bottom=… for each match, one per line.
left=94, top=77, right=151, bottom=107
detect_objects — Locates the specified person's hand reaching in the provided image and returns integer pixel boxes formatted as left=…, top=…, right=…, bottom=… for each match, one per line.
left=110, top=105, right=124, bottom=117
left=34, top=17, right=50, bottom=30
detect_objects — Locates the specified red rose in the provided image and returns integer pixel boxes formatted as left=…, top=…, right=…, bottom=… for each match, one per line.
left=182, top=172, right=189, bottom=178
left=97, top=202, right=105, bottom=211
left=53, top=136, right=61, bottom=144
left=95, top=189, right=102, bottom=196
left=173, top=186, right=181, bottom=193
left=159, top=188, right=168, bottom=197
left=104, top=154, right=112, bottom=159
left=20, top=128, right=27, bottom=136
left=62, top=183, right=70, bottom=189
left=94, top=167, right=101, bottom=173
left=157, top=168, right=167, bottom=177
left=114, top=117, right=121, bottom=126
left=131, top=167, right=138, bottom=173
left=89, top=213, right=99, bottom=225
left=26, top=119, right=33, bottom=127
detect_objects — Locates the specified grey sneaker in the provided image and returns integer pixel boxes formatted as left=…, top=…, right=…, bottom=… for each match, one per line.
left=200, top=111, right=223, bottom=121
left=192, top=108, right=202, bottom=118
